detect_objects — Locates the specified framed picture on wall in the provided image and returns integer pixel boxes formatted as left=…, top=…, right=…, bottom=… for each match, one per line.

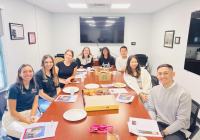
left=175, top=37, right=181, bottom=44
left=164, top=30, right=175, bottom=48
left=9, top=23, right=24, bottom=40
left=28, top=32, right=36, bottom=44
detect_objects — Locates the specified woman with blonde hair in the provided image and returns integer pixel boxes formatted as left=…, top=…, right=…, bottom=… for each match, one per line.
left=76, top=47, right=93, bottom=68
left=35, top=55, right=60, bottom=112
left=56, top=49, right=77, bottom=88
left=2, top=64, right=39, bottom=139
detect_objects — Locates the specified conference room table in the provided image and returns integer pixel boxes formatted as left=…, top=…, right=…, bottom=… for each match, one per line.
left=39, top=68, right=163, bottom=140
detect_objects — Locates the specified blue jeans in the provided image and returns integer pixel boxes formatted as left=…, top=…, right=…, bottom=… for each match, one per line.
left=38, top=99, right=51, bottom=113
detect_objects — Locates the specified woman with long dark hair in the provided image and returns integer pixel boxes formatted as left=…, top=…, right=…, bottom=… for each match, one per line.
left=35, top=55, right=60, bottom=112
left=124, top=55, right=152, bottom=104
left=98, top=47, right=115, bottom=68
left=2, top=64, right=39, bottom=138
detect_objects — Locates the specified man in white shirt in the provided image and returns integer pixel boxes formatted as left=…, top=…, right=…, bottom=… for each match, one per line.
left=148, top=64, right=191, bottom=140
left=116, top=46, right=128, bottom=72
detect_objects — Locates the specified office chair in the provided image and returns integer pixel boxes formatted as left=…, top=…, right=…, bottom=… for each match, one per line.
left=187, top=99, right=200, bottom=140
left=135, top=54, right=148, bottom=68
left=55, top=54, right=64, bottom=58
left=151, top=75, right=159, bottom=87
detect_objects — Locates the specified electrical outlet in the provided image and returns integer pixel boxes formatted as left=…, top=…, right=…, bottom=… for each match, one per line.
left=131, top=42, right=136, bottom=45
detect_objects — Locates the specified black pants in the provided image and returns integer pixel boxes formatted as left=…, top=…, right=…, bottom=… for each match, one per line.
left=158, top=122, right=186, bottom=140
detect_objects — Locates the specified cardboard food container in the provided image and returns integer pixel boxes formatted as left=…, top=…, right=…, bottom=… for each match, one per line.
left=98, top=71, right=112, bottom=81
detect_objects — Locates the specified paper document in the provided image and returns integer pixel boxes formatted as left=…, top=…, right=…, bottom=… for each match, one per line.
left=128, top=117, right=162, bottom=137
left=21, top=121, right=58, bottom=140
left=116, top=94, right=134, bottom=103
left=109, top=88, right=128, bottom=94
left=55, top=95, right=78, bottom=103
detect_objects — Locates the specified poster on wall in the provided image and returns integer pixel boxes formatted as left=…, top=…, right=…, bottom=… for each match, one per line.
left=9, top=23, right=24, bottom=40
left=28, top=32, right=36, bottom=44
left=164, top=30, right=175, bottom=48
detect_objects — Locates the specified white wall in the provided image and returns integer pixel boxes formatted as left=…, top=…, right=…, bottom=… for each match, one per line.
left=150, top=0, right=200, bottom=108
left=51, top=14, right=152, bottom=58
left=0, top=0, right=53, bottom=84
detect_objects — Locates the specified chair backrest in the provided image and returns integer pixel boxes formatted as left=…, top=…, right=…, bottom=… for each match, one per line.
left=135, top=54, right=148, bottom=67
left=151, top=75, right=159, bottom=87
left=54, top=57, right=64, bottom=64
left=189, top=99, right=200, bottom=132
left=55, top=54, right=64, bottom=58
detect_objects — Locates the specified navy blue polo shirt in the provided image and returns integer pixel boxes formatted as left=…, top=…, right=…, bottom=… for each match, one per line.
left=56, top=61, right=77, bottom=88
left=8, top=83, right=39, bottom=112
left=35, top=69, right=58, bottom=98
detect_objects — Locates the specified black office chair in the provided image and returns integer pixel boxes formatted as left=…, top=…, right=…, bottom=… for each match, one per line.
left=151, top=75, right=159, bottom=87
left=188, top=99, right=200, bottom=140
left=55, top=53, right=64, bottom=58
left=135, top=54, right=148, bottom=68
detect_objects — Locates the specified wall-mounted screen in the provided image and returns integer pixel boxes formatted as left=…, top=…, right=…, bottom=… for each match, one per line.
left=184, top=10, right=200, bottom=75
left=80, top=16, right=124, bottom=43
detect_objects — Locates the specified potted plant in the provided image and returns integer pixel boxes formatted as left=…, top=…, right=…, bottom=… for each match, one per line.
left=196, top=48, right=200, bottom=60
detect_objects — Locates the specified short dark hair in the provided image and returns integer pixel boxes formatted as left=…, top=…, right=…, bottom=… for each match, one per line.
left=120, top=46, right=127, bottom=51
left=157, top=64, right=173, bottom=71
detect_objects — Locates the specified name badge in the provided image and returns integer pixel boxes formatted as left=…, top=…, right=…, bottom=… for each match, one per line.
left=31, top=88, right=37, bottom=94
left=42, top=79, right=48, bottom=82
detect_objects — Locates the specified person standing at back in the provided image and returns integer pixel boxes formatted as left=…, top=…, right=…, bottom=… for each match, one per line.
left=148, top=64, right=191, bottom=140
left=35, top=55, right=60, bottom=113
left=56, top=49, right=77, bottom=88
left=116, top=46, right=128, bottom=72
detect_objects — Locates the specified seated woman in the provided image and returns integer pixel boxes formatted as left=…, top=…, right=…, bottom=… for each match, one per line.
left=124, top=55, right=152, bottom=106
left=76, top=47, right=93, bottom=68
left=98, top=47, right=115, bottom=68
left=2, top=64, right=39, bottom=139
left=56, top=49, right=77, bottom=88
left=35, top=55, right=60, bottom=113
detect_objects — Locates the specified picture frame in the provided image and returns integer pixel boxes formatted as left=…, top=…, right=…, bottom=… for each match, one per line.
left=164, top=30, right=175, bottom=48
left=9, top=23, right=24, bottom=40
left=28, top=32, right=36, bottom=44
left=175, top=37, right=181, bottom=44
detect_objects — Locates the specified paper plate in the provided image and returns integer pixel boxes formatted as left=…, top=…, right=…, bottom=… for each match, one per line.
left=85, top=83, right=99, bottom=89
left=63, top=109, right=87, bottom=121
left=113, top=82, right=126, bottom=88
left=63, top=86, right=79, bottom=94
left=77, top=68, right=86, bottom=72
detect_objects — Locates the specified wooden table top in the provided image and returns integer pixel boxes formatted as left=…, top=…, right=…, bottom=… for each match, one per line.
left=39, top=70, right=163, bottom=140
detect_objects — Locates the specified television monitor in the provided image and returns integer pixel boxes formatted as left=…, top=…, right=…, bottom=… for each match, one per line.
left=80, top=16, right=125, bottom=43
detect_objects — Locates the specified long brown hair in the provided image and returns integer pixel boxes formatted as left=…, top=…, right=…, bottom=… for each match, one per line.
left=125, top=55, right=141, bottom=78
left=41, top=55, right=59, bottom=87
left=81, top=47, right=92, bottom=59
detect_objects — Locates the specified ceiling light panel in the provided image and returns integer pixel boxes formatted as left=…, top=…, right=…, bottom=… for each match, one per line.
left=68, top=3, right=87, bottom=8
left=111, top=4, right=130, bottom=9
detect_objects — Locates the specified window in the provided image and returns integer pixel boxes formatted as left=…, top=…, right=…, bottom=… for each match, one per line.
left=0, top=38, right=7, bottom=90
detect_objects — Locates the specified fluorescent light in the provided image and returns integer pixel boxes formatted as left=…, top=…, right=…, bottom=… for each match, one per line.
left=68, top=3, right=87, bottom=9
left=107, top=17, right=119, bottom=19
left=85, top=20, right=95, bottom=23
left=111, top=4, right=130, bottom=9
left=105, top=24, right=112, bottom=27
left=89, top=24, right=96, bottom=27
left=105, top=20, right=116, bottom=24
